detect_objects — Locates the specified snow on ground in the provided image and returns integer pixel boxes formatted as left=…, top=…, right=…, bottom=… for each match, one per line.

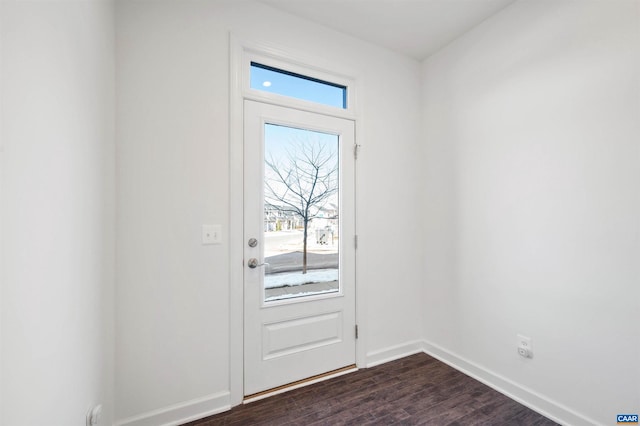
left=264, top=268, right=338, bottom=288
left=265, top=288, right=337, bottom=302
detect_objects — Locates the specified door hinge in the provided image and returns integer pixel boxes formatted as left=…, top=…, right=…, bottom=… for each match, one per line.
left=354, top=144, right=360, bottom=160
left=355, top=324, right=359, bottom=339
left=354, top=235, right=358, bottom=249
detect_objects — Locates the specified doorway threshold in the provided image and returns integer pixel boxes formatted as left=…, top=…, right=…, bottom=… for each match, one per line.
left=243, top=364, right=358, bottom=404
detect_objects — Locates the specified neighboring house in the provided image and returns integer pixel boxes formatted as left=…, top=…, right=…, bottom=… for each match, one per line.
left=263, top=203, right=337, bottom=234
left=264, top=203, right=303, bottom=232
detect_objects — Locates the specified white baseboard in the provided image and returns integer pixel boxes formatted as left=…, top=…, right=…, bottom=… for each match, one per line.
left=365, top=339, right=425, bottom=368
left=114, top=340, right=599, bottom=426
left=114, top=391, right=230, bottom=426
left=421, top=340, right=600, bottom=426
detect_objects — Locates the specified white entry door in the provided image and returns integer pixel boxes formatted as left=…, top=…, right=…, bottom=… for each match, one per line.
left=243, top=100, right=356, bottom=396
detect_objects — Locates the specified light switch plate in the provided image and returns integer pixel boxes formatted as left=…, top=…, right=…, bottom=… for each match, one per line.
left=202, top=224, right=222, bottom=245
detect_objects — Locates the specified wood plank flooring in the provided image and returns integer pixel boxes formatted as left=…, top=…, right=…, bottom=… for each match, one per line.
left=185, top=353, right=558, bottom=425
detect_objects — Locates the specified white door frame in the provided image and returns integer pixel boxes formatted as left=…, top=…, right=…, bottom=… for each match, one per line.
left=229, top=35, right=366, bottom=406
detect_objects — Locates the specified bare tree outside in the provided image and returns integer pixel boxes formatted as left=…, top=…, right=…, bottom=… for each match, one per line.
left=264, top=134, right=339, bottom=274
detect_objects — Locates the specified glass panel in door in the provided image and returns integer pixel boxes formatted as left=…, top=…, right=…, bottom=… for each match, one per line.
left=263, top=123, right=340, bottom=302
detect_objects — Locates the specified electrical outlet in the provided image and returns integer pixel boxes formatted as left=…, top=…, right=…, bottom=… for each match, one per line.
left=86, top=404, right=102, bottom=426
left=517, top=334, right=533, bottom=358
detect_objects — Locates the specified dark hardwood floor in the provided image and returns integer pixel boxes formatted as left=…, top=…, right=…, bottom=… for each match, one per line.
left=185, top=353, right=558, bottom=425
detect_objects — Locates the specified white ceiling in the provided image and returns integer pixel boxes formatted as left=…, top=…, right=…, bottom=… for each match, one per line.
left=261, top=0, right=516, bottom=60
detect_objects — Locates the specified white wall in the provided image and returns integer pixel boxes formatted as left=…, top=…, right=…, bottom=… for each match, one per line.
left=421, top=1, right=640, bottom=424
left=0, top=1, right=115, bottom=425
left=115, top=0, right=422, bottom=423
left=8, top=1, right=632, bottom=424
left=0, top=1, right=4, bottom=421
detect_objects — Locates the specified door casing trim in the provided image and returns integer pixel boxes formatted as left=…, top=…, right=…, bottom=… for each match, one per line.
left=229, top=34, right=365, bottom=407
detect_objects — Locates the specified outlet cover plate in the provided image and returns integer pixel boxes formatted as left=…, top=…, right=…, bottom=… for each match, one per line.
left=517, top=334, right=533, bottom=358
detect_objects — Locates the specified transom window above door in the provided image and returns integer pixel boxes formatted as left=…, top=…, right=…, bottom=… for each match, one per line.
left=250, top=62, right=347, bottom=109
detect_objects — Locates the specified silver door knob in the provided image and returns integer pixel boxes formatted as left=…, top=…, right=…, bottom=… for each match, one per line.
left=248, top=238, right=258, bottom=247
left=247, top=258, right=269, bottom=269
